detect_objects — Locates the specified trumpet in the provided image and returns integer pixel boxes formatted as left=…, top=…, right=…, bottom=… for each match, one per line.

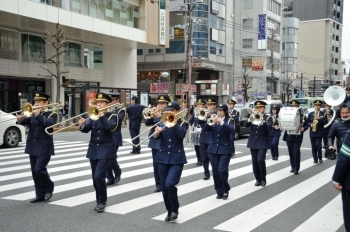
left=195, top=108, right=209, bottom=121
left=143, top=107, right=159, bottom=119
left=207, top=114, right=218, bottom=126
left=250, top=110, right=264, bottom=125
left=0, top=102, right=59, bottom=123
left=45, top=103, right=123, bottom=135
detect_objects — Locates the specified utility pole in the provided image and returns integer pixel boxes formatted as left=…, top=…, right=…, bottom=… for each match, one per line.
left=270, top=28, right=275, bottom=92
left=313, top=76, right=316, bottom=97
left=300, top=73, right=303, bottom=97
left=185, top=0, right=193, bottom=112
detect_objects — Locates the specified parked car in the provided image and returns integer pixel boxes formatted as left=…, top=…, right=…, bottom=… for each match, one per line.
left=0, top=111, right=26, bottom=148
left=234, top=107, right=252, bottom=140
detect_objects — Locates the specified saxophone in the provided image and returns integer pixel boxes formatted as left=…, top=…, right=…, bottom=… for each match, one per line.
left=312, top=110, right=318, bottom=132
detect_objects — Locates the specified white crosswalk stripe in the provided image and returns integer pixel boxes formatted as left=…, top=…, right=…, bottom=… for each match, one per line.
left=0, top=141, right=344, bottom=231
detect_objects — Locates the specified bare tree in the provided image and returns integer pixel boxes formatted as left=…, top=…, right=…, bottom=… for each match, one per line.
left=241, top=66, right=254, bottom=102
left=36, top=23, right=69, bottom=103
left=280, top=77, right=294, bottom=104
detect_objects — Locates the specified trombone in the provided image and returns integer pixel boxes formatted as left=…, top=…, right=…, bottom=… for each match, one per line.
left=45, top=103, right=123, bottom=135
left=130, top=108, right=188, bottom=147
left=0, top=102, right=59, bottom=123
left=142, top=107, right=158, bottom=120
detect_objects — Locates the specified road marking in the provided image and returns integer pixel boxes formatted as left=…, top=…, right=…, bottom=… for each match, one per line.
left=213, top=166, right=335, bottom=232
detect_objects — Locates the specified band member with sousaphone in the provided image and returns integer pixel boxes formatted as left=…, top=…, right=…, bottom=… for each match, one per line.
left=282, top=100, right=309, bottom=175
left=245, top=101, right=273, bottom=187
left=307, top=100, right=327, bottom=164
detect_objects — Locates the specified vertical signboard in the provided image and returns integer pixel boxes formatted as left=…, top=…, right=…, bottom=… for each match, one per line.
left=85, top=91, right=96, bottom=112
left=159, top=0, right=166, bottom=45
left=258, top=14, right=267, bottom=50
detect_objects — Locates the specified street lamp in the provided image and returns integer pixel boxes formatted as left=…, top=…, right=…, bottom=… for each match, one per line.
left=159, top=71, right=169, bottom=96
left=18, top=92, right=21, bottom=109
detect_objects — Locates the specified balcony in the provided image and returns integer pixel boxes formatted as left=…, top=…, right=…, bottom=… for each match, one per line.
left=332, top=63, right=338, bottom=69
left=332, top=52, right=339, bottom=58
left=283, top=34, right=298, bottom=43
left=332, top=28, right=340, bottom=35
left=282, top=49, right=298, bottom=59
left=282, top=64, right=298, bottom=73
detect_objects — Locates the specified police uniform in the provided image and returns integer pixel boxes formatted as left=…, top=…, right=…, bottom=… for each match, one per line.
left=343, top=87, right=350, bottom=104
left=283, top=100, right=309, bottom=175
left=154, top=101, right=188, bottom=222
left=307, top=100, right=327, bottom=163
left=189, top=99, right=205, bottom=166
left=228, top=99, right=239, bottom=157
left=323, top=105, right=335, bottom=148
left=17, top=91, right=56, bottom=203
left=204, top=104, right=234, bottom=199
left=106, top=92, right=125, bottom=186
left=332, top=130, right=350, bottom=232
left=145, top=95, right=170, bottom=192
left=198, top=98, right=216, bottom=180
left=126, top=96, right=147, bottom=154
left=245, top=101, right=273, bottom=186
left=269, top=106, right=281, bottom=160
left=79, top=93, right=117, bottom=212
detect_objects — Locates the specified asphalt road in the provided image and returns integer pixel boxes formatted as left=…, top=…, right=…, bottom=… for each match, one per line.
left=0, top=124, right=346, bottom=232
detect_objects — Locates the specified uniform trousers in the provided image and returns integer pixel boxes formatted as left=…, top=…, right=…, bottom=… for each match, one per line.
left=342, top=190, right=350, bottom=232
left=250, top=149, right=267, bottom=182
left=310, top=137, right=323, bottom=161
left=323, top=130, right=330, bottom=147
left=269, top=136, right=280, bottom=159
left=286, top=141, right=301, bottom=172
left=158, top=163, right=183, bottom=215
left=152, top=149, right=161, bottom=189
left=208, top=153, right=231, bottom=196
left=230, top=134, right=235, bottom=155
left=200, top=143, right=210, bottom=178
left=29, top=155, right=54, bottom=198
left=129, top=122, right=141, bottom=152
left=90, top=159, right=110, bottom=204
left=106, top=146, right=121, bottom=182
left=194, top=145, right=202, bottom=163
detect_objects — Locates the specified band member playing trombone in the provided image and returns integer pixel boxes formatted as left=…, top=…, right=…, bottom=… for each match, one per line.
left=189, top=100, right=205, bottom=166
left=106, top=92, right=124, bottom=186
left=204, top=103, right=234, bottom=200
left=228, top=99, right=239, bottom=158
left=307, top=100, right=327, bottom=164
left=283, top=100, right=309, bottom=175
left=145, top=95, right=170, bottom=193
left=16, top=91, right=57, bottom=203
left=153, top=101, right=188, bottom=222
left=245, top=101, right=273, bottom=187
left=269, top=106, right=281, bottom=160
left=78, top=93, right=117, bottom=212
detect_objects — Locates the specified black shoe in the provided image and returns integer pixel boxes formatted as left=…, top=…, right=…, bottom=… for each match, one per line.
left=44, top=193, right=53, bottom=201
left=290, top=170, right=294, bottom=173
left=261, top=181, right=266, bottom=187
left=254, top=181, right=261, bottom=186
left=222, top=193, right=228, bottom=200
left=96, top=203, right=106, bottom=212
left=154, top=188, right=161, bottom=193
left=165, top=216, right=170, bottom=222
left=313, top=160, right=318, bottom=164
left=130, top=151, right=140, bottom=154
left=203, top=176, right=210, bottom=180
left=30, top=197, right=45, bottom=203
left=197, top=162, right=202, bottom=166
left=294, top=171, right=299, bottom=175
left=168, top=212, right=178, bottom=222
left=275, top=157, right=278, bottom=161
left=94, top=204, right=99, bottom=211
left=216, top=195, right=223, bottom=199
left=106, top=180, right=115, bottom=186
left=231, top=153, right=235, bottom=158
left=114, top=176, right=121, bottom=184
left=319, top=159, right=323, bottom=163
left=272, top=157, right=276, bottom=160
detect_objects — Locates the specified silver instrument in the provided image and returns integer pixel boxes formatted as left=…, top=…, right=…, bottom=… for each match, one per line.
left=195, top=108, right=209, bottom=121
left=250, top=110, right=264, bottom=125
left=207, top=114, right=218, bottom=126
left=323, top=86, right=346, bottom=128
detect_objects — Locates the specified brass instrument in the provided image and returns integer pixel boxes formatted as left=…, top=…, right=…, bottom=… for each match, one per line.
left=323, top=86, right=345, bottom=128
left=0, top=102, right=59, bottom=123
left=45, top=103, right=123, bottom=135
left=312, top=109, right=318, bottom=132
left=142, top=107, right=158, bottom=119
left=195, top=108, right=209, bottom=121
left=250, top=110, right=264, bottom=125
left=207, top=114, right=218, bottom=126
left=129, top=108, right=188, bottom=147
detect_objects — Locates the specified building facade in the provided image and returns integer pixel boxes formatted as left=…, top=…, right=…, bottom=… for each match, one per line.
left=137, top=0, right=234, bottom=105
left=0, top=0, right=169, bottom=113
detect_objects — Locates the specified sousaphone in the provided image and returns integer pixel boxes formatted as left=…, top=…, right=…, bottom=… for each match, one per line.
left=323, top=86, right=346, bottom=128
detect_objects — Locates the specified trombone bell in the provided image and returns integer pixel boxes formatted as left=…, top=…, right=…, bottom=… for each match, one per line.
left=162, top=112, right=177, bottom=128
left=88, top=106, right=101, bottom=121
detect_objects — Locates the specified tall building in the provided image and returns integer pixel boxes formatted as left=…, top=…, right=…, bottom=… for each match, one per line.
left=137, top=0, right=234, bottom=105
left=0, top=0, right=168, bottom=113
left=233, top=0, right=283, bottom=103
left=284, top=0, right=343, bottom=97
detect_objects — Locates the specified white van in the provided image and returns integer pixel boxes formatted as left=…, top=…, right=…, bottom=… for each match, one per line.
left=247, top=100, right=283, bottom=115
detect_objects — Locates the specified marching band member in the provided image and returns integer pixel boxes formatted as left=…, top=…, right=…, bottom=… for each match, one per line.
left=145, top=95, right=170, bottom=193
left=189, top=100, right=204, bottom=166
left=106, top=92, right=125, bottom=186
left=16, top=91, right=57, bottom=203
left=245, top=101, right=273, bottom=187
left=126, top=96, right=147, bottom=154
left=328, top=103, right=350, bottom=153
left=78, top=93, right=117, bottom=212
left=343, top=87, right=350, bottom=104
left=269, top=106, right=281, bottom=160
left=228, top=99, right=239, bottom=158
left=307, top=100, right=327, bottom=164
left=332, top=129, right=350, bottom=232
left=323, top=102, right=335, bottom=148
left=204, top=103, right=234, bottom=200
left=153, top=101, right=188, bottom=222
left=282, top=100, right=309, bottom=175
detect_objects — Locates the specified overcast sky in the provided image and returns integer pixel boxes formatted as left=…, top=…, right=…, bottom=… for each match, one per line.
left=342, top=1, right=350, bottom=60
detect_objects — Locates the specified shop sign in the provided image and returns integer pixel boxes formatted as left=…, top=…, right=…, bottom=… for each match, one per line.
left=150, top=82, right=169, bottom=94
left=195, top=80, right=218, bottom=84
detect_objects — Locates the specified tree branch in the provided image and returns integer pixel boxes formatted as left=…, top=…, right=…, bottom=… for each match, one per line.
left=38, top=65, right=56, bottom=77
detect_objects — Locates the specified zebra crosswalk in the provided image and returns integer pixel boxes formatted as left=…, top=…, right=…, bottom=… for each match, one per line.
left=0, top=141, right=345, bottom=231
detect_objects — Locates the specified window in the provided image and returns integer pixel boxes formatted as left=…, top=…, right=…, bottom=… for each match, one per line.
left=210, top=41, right=217, bottom=54
left=243, top=0, right=253, bottom=9
left=283, top=27, right=295, bottom=35
left=148, top=49, right=154, bottom=54
left=284, top=2, right=293, bottom=11
left=242, top=58, right=252, bottom=68
left=137, top=49, right=143, bottom=55
left=84, top=45, right=103, bottom=70
left=218, top=43, right=224, bottom=55
left=267, top=0, right=281, bottom=15
left=166, top=41, right=185, bottom=54
left=21, top=34, right=45, bottom=63
left=0, top=29, right=18, bottom=60
left=217, top=17, right=224, bottom=30
left=267, top=18, right=280, bottom=33
left=242, top=39, right=253, bottom=49
left=283, top=58, right=294, bottom=64
left=65, top=42, right=82, bottom=67
left=243, top=19, right=253, bottom=29
left=155, top=48, right=161, bottom=53
left=282, top=42, right=297, bottom=50
left=210, top=14, right=217, bottom=29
